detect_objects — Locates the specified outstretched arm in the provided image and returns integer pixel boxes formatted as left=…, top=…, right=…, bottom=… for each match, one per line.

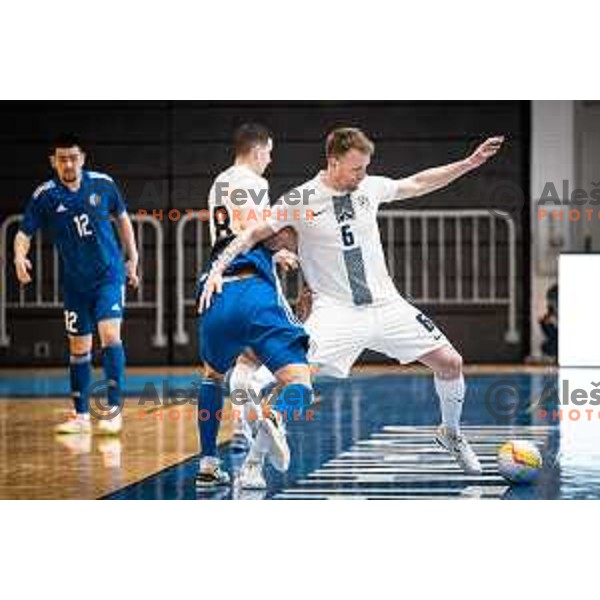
left=391, top=136, right=505, bottom=201
left=198, top=221, right=277, bottom=312
left=14, top=231, right=32, bottom=286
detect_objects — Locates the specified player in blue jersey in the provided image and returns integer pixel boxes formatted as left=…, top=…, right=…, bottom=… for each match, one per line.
left=195, top=124, right=313, bottom=488
left=13, top=135, right=139, bottom=435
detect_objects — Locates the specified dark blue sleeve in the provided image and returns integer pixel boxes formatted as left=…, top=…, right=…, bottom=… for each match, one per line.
left=20, top=193, right=45, bottom=236
left=110, top=181, right=127, bottom=216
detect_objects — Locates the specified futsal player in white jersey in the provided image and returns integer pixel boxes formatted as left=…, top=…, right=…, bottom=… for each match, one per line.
left=200, top=123, right=299, bottom=488
left=200, top=127, right=504, bottom=477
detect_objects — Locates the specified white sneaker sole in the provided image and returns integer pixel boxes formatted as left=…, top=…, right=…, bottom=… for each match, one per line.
left=195, top=473, right=231, bottom=488
left=239, top=476, right=267, bottom=490
left=55, top=424, right=92, bottom=434
left=97, top=420, right=123, bottom=436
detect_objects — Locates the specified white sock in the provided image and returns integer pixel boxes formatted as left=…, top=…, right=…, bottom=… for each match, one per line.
left=251, top=365, right=277, bottom=395
left=434, top=375, right=465, bottom=433
left=246, top=428, right=268, bottom=465
left=249, top=366, right=277, bottom=456
left=229, top=362, right=259, bottom=435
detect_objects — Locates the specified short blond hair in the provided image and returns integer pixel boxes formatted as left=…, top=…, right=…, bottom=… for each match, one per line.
left=325, top=127, right=375, bottom=159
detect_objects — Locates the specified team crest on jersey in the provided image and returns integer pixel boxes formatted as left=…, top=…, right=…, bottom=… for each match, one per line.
left=89, top=193, right=101, bottom=207
left=332, top=194, right=355, bottom=223
left=355, top=194, right=371, bottom=211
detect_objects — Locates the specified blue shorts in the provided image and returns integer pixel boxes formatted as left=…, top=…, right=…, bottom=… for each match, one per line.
left=197, top=275, right=309, bottom=375
left=63, top=282, right=125, bottom=336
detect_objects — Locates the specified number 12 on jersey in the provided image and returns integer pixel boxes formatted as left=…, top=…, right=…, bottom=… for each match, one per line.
left=73, top=214, right=92, bottom=238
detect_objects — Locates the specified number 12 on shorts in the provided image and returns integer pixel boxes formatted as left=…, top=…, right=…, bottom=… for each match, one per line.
left=64, top=310, right=78, bottom=334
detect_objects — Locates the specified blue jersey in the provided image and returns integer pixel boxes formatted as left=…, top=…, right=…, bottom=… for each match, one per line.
left=196, top=236, right=308, bottom=374
left=197, top=235, right=278, bottom=297
left=20, top=170, right=127, bottom=293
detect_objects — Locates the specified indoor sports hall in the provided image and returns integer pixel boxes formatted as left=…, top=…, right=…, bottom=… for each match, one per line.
left=0, top=100, right=596, bottom=499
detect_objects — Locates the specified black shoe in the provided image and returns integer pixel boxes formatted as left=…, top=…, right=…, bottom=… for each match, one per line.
left=195, top=458, right=231, bottom=488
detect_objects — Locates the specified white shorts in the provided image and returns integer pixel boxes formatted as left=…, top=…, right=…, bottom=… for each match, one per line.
left=304, top=295, right=451, bottom=378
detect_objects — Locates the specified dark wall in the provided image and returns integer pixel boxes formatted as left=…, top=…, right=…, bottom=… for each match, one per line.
left=0, top=101, right=530, bottom=366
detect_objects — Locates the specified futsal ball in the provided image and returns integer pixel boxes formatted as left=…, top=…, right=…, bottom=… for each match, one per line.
left=497, top=440, right=542, bottom=484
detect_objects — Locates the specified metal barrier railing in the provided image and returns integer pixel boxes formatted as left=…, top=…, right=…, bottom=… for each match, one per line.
left=1, top=209, right=519, bottom=349
left=379, top=209, right=519, bottom=343
left=174, top=209, right=520, bottom=345
left=0, top=214, right=167, bottom=347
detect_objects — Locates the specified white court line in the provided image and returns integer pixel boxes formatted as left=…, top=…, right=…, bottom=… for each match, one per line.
left=381, top=425, right=554, bottom=432
left=338, top=447, right=499, bottom=456
left=324, top=458, right=498, bottom=466
left=310, top=468, right=498, bottom=475
left=302, top=474, right=507, bottom=483
left=276, top=424, right=553, bottom=499
left=274, top=495, right=502, bottom=500
left=275, top=486, right=509, bottom=496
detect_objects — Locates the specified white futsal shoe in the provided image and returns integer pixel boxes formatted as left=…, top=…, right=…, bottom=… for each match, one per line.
left=435, top=425, right=482, bottom=475
left=97, top=412, right=123, bottom=435
left=54, top=432, right=92, bottom=454
left=239, top=459, right=267, bottom=490
left=55, top=412, right=92, bottom=434
left=260, top=410, right=290, bottom=472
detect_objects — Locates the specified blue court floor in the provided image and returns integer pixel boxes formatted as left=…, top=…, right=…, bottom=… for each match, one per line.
left=101, top=369, right=600, bottom=500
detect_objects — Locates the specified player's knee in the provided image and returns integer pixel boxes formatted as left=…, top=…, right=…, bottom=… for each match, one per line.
left=438, top=350, right=463, bottom=379
left=100, top=335, right=122, bottom=348
left=203, top=364, right=225, bottom=383
left=98, top=326, right=121, bottom=348
left=97, top=318, right=122, bottom=346
left=275, top=364, right=311, bottom=388
left=229, top=362, right=255, bottom=391
left=69, top=335, right=92, bottom=355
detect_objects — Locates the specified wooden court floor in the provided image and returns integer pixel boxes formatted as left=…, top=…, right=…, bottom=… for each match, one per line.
left=0, top=399, right=233, bottom=500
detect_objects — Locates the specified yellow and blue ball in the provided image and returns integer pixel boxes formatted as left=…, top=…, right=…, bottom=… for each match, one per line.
left=497, top=440, right=542, bottom=484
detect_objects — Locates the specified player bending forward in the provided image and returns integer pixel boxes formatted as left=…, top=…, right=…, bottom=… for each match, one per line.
left=195, top=124, right=311, bottom=488
left=200, top=127, right=504, bottom=477
left=14, top=135, right=139, bottom=435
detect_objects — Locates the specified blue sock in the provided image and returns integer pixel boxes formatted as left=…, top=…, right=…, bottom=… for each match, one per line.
left=70, top=352, right=92, bottom=415
left=199, top=380, right=224, bottom=458
left=102, top=342, right=125, bottom=408
left=273, top=383, right=313, bottom=419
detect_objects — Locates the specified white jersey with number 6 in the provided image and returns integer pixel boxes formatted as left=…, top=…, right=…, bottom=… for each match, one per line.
left=269, top=172, right=400, bottom=306
left=268, top=172, right=451, bottom=377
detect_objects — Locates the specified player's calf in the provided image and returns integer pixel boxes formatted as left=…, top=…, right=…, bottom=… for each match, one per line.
left=420, top=346, right=481, bottom=474
left=196, top=367, right=231, bottom=487
left=420, top=345, right=465, bottom=434
left=229, top=359, right=260, bottom=452
left=57, top=348, right=93, bottom=434
left=257, top=363, right=314, bottom=473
